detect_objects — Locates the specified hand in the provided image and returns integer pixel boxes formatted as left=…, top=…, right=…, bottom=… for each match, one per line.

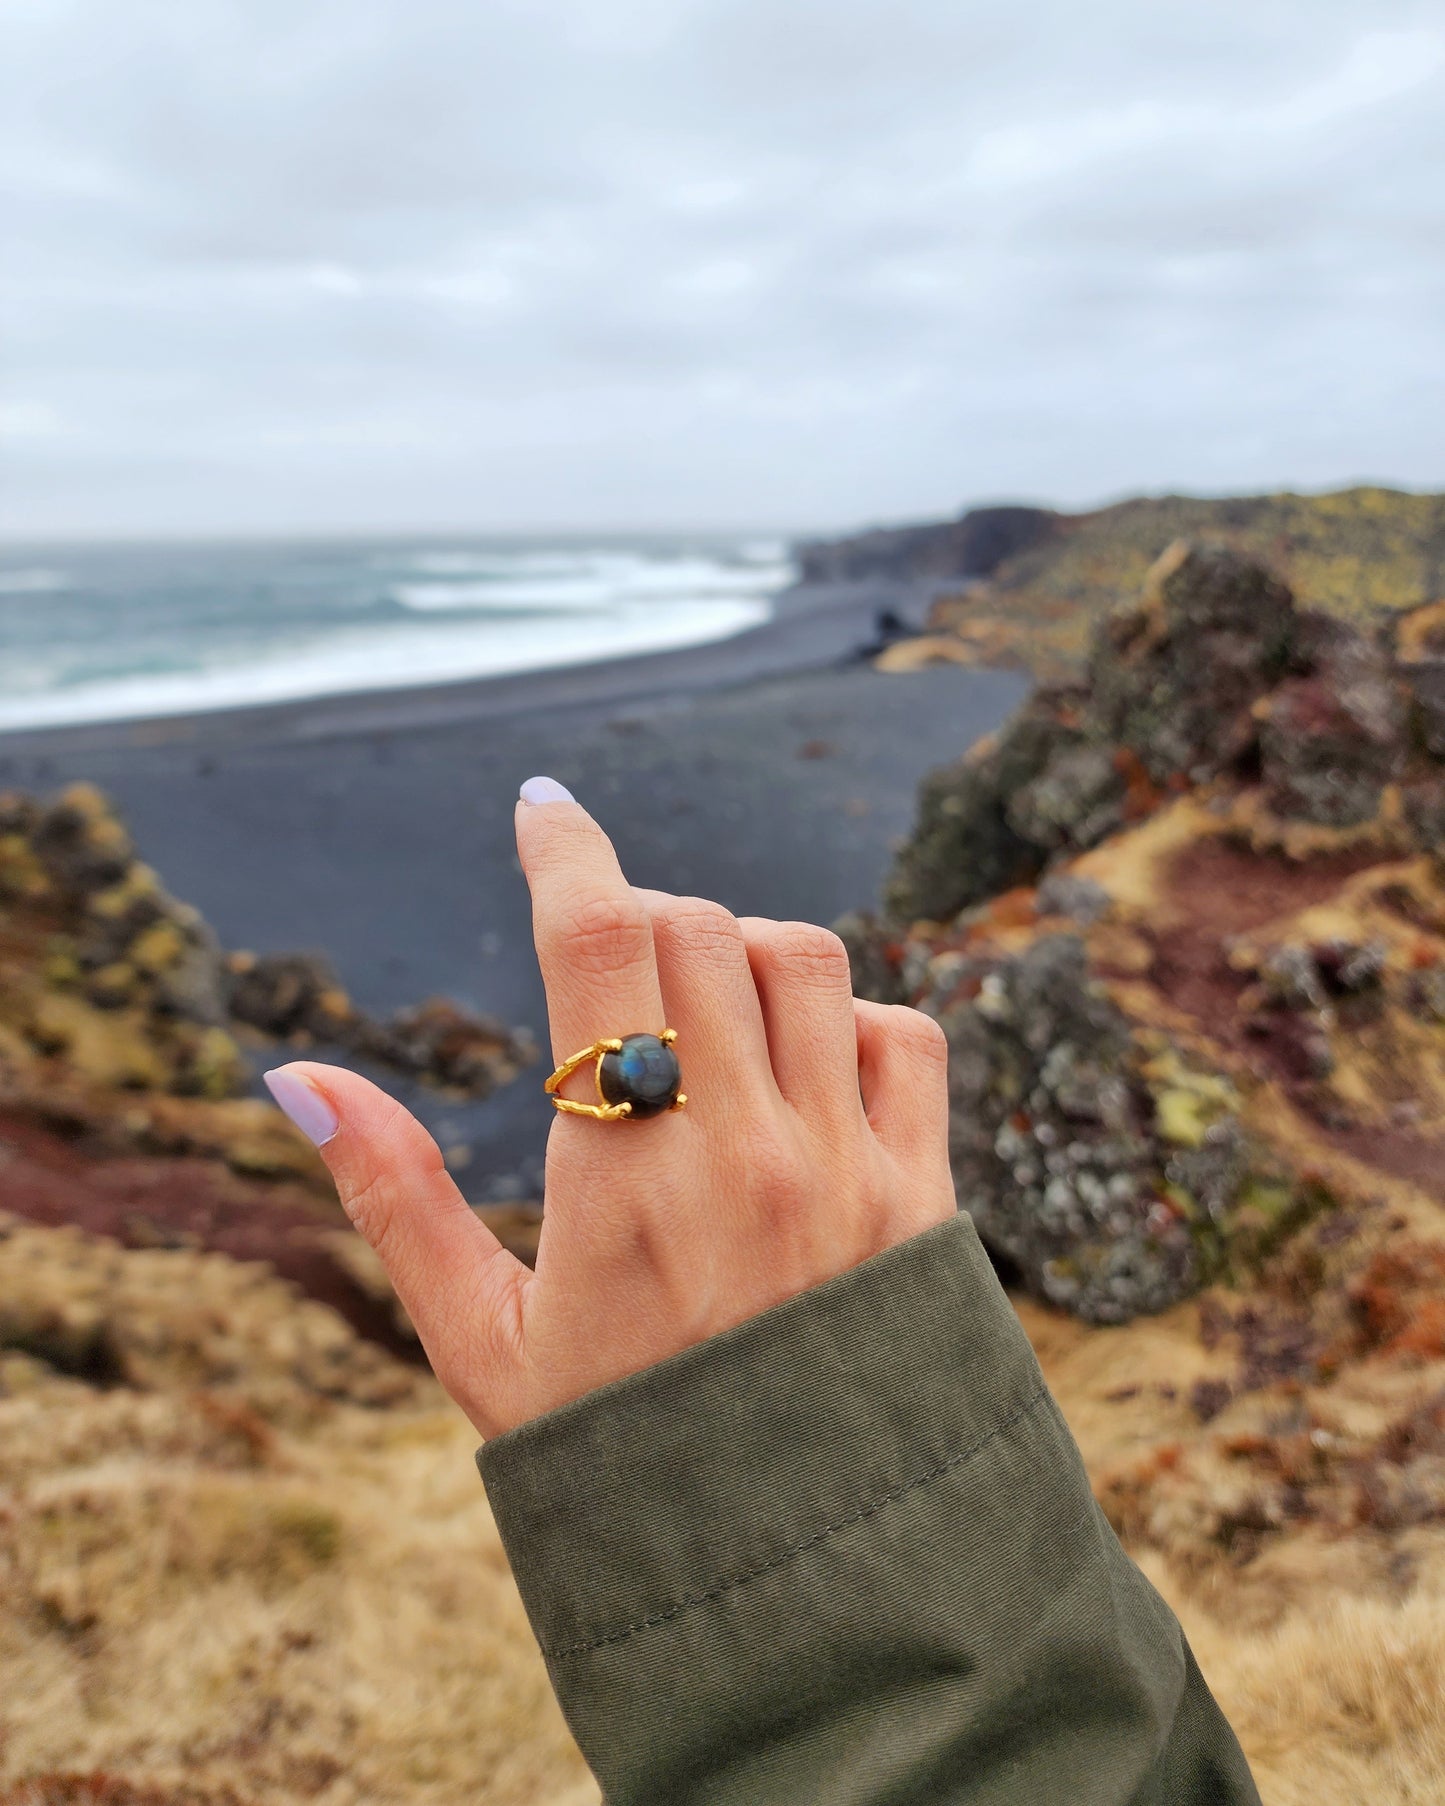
left=264, top=782, right=957, bottom=1438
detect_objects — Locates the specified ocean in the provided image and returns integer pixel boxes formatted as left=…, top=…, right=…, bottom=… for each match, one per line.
left=0, top=535, right=794, bottom=732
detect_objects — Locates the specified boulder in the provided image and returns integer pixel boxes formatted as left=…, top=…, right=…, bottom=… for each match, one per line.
left=871, top=536, right=1445, bottom=1324
left=832, top=909, right=908, bottom=1005
left=28, top=783, right=137, bottom=893
left=1087, top=541, right=1295, bottom=783
left=353, top=998, right=538, bottom=1094
left=932, top=935, right=1244, bottom=1323
left=226, top=951, right=353, bottom=1042
left=883, top=690, right=1085, bottom=922
left=1258, top=616, right=1407, bottom=826
left=2, top=786, right=538, bottom=1107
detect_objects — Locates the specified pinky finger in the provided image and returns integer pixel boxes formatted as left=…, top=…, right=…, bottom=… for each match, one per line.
left=854, top=999, right=952, bottom=1166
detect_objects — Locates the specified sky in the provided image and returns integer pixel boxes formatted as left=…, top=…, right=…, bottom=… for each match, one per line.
left=2, top=0, right=1443, bottom=539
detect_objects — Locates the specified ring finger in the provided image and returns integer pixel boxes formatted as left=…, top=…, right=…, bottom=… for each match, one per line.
left=735, top=915, right=868, bottom=1131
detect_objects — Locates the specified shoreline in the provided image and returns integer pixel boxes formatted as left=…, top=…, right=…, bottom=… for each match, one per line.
left=0, top=577, right=937, bottom=757
left=0, top=576, right=1022, bottom=1194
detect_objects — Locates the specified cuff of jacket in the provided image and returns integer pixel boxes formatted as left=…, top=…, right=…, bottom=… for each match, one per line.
left=477, top=1211, right=1049, bottom=1663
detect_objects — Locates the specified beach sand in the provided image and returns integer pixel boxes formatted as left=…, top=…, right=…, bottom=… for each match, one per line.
left=0, top=585, right=1026, bottom=1195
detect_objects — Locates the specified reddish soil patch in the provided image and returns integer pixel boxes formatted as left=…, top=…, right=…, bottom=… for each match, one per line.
left=0, top=1106, right=419, bottom=1360
left=1111, top=833, right=1445, bottom=1199
left=1120, top=834, right=1384, bottom=1057
left=1162, top=835, right=1382, bottom=938
left=1319, top=1119, right=1445, bottom=1200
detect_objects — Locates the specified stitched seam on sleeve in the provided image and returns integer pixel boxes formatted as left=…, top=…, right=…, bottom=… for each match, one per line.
left=544, top=1381, right=1049, bottom=1659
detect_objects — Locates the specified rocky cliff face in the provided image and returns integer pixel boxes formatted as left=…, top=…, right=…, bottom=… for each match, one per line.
left=839, top=540, right=1445, bottom=1326
left=795, top=503, right=1058, bottom=586
left=812, top=486, right=1445, bottom=682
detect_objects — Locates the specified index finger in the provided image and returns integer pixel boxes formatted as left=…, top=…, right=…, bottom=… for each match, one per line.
left=513, top=782, right=669, bottom=1073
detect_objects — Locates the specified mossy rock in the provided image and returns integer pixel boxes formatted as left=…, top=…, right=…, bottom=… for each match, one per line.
left=25, top=993, right=170, bottom=1090
left=129, top=919, right=187, bottom=975
left=1143, top=1053, right=1239, bottom=1150
left=0, top=832, right=52, bottom=902
left=169, top=1024, right=250, bottom=1100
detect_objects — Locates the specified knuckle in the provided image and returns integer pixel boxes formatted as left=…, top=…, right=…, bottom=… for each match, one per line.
left=891, top=1004, right=950, bottom=1064
left=534, top=810, right=609, bottom=863
left=563, top=891, right=652, bottom=972
left=341, top=1165, right=396, bottom=1256
left=768, top=921, right=852, bottom=988
left=338, top=1094, right=445, bottom=1258
left=663, top=896, right=744, bottom=960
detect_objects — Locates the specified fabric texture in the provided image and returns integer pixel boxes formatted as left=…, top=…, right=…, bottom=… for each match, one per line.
left=478, top=1212, right=1261, bottom=1805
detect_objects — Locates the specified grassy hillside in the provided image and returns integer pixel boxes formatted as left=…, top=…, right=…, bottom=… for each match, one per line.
left=910, top=487, right=1445, bottom=680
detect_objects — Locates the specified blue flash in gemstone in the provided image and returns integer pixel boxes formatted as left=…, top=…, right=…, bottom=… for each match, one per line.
left=598, top=1033, right=682, bottom=1118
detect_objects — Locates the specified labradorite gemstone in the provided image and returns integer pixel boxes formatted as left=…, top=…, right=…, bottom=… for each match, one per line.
left=598, top=1033, right=682, bottom=1118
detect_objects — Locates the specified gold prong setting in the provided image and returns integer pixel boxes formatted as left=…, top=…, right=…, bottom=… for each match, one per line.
left=545, top=1029, right=685, bottom=1121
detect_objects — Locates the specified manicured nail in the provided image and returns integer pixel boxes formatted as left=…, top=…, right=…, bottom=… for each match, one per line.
left=519, top=774, right=575, bottom=805
left=264, top=1068, right=339, bottom=1147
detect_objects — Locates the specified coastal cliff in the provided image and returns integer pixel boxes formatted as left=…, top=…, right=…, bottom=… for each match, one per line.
left=803, top=485, right=1445, bottom=681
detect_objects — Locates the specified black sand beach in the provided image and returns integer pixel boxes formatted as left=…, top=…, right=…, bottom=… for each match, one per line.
left=0, top=587, right=1026, bottom=1194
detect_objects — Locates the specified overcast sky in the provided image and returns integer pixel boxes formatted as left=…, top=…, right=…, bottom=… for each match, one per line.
left=2, top=0, right=1442, bottom=539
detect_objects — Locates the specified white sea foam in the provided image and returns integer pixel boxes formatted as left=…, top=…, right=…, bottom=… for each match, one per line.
left=0, top=537, right=795, bottom=732
left=391, top=578, right=623, bottom=613
left=0, top=567, right=70, bottom=595
left=389, top=552, right=791, bottom=614
left=395, top=549, right=640, bottom=579
left=0, top=595, right=773, bottom=732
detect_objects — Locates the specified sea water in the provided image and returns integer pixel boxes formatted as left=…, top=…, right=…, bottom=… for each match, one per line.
left=0, top=535, right=792, bottom=731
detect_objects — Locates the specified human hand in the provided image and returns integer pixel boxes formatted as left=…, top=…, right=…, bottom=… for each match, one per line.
left=264, top=779, right=957, bottom=1438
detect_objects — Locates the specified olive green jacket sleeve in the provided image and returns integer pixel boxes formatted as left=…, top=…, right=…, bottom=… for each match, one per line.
left=477, top=1213, right=1260, bottom=1806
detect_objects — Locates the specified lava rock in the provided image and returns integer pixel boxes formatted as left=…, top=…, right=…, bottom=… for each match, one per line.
left=934, top=935, right=1238, bottom=1323
left=1258, top=617, right=1407, bottom=826
left=883, top=690, right=1084, bottom=922
left=227, top=951, right=351, bottom=1041
left=1087, top=541, right=1295, bottom=784
left=29, top=784, right=137, bottom=893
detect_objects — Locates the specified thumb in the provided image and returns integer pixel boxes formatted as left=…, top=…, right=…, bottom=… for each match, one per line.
left=264, top=1062, right=529, bottom=1400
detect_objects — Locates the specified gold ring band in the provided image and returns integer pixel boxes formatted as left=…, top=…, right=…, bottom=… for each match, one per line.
left=544, top=1028, right=687, bottom=1121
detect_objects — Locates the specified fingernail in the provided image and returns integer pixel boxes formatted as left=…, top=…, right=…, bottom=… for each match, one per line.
left=264, top=1068, right=339, bottom=1147
left=519, top=774, right=575, bottom=805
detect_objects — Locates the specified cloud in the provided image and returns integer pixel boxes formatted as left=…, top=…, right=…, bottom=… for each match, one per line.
left=1, top=0, right=1441, bottom=534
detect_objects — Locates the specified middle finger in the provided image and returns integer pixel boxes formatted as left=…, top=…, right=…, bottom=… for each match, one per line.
left=632, top=888, right=780, bottom=1119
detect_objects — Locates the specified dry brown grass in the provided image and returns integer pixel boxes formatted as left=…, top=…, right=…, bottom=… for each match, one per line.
left=1151, top=1558, right=1445, bottom=1805
left=1026, top=1312, right=1445, bottom=1799
left=5, top=1201, right=1445, bottom=1803
left=0, top=1217, right=596, bottom=1806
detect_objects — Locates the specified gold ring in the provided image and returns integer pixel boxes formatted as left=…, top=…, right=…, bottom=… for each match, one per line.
left=544, top=1028, right=687, bottom=1121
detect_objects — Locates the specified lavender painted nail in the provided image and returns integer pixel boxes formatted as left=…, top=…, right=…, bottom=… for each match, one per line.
left=264, top=1068, right=339, bottom=1146
left=519, top=774, right=576, bottom=805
